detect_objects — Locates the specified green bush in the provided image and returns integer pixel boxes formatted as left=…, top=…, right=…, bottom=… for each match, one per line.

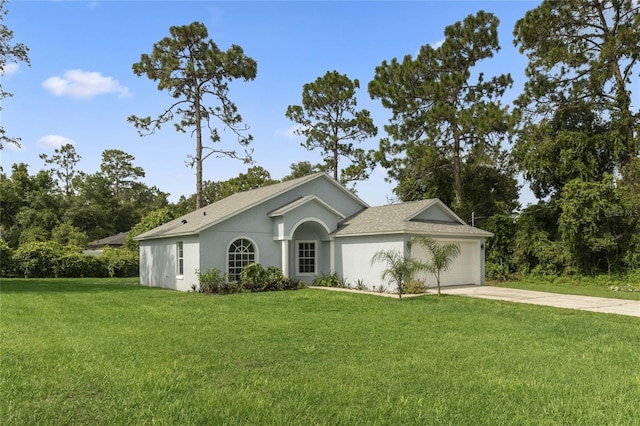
left=102, top=247, right=139, bottom=277
left=0, top=240, right=15, bottom=277
left=486, top=261, right=511, bottom=281
left=13, top=241, right=64, bottom=278
left=312, top=272, right=341, bottom=287
left=197, top=265, right=305, bottom=294
left=406, top=278, right=429, bottom=294
left=58, top=252, right=107, bottom=278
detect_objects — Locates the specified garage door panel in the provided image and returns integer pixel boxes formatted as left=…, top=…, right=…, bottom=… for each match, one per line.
left=412, top=240, right=480, bottom=286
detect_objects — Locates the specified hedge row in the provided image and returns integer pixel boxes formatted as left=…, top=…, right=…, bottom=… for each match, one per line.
left=1, top=241, right=138, bottom=278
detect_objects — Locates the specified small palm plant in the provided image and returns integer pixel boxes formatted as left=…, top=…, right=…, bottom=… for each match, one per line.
left=370, top=248, right=419, bottom=300
left=412, top=237, right=461, bottom=296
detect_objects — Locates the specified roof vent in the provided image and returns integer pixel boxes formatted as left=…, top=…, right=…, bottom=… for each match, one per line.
left=181, top=219, right=188, bottom=224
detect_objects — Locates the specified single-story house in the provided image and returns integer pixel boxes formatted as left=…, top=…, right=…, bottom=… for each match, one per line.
left=84, top=232, right=128, bottom=256
left=135, top=172, right=493, bottom=291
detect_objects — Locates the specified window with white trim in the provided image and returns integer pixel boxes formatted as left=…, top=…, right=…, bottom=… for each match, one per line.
left=297, top=241, right=316, bottom=275
left=177, top=241, right=184, bottom=275
left=228, top=238, right=256, bottom=281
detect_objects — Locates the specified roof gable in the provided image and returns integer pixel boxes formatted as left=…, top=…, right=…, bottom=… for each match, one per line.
left=268, top=195, right=345, bottom=219
left=135, top=173, right=367, bottom=241
left=333, top=199, right=493, bottom=238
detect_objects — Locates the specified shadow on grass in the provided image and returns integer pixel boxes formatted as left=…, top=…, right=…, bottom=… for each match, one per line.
left=0, top=278, right=164, bottom=294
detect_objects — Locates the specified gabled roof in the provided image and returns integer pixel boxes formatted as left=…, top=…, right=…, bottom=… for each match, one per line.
left=268, top=194, right=345, bottom=219
left=135, top=172, right=367, bottom=241
left=333, top=199, right=493, bottom=238
left=88, top=232, right=128, bottom=248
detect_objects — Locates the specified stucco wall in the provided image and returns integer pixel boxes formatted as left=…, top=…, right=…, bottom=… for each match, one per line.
left=411, top=237, right=483, bottom=287
left=335, top=234, right=407, bottom=291
left=139, top=235, right=199, bottom=291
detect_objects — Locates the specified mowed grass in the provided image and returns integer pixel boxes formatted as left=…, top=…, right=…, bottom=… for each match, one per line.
left=2, top=279, right=639, bottom=425
left=491, top=275, right=640, bottom=300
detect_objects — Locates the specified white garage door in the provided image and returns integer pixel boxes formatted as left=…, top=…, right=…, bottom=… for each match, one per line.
left=412, top=239, right=480, bottom=287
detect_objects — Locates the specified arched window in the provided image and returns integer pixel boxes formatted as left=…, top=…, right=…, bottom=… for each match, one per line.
left=228, top=238, right=256, bottom=281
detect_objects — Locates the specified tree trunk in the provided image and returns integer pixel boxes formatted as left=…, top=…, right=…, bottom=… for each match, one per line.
left=452, top=131, right=462, bottom=208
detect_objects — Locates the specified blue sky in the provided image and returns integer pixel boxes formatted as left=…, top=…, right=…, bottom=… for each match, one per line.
left=2, top=0, right=543, bottom=209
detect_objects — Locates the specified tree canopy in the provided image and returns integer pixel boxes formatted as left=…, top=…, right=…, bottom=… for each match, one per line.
left=129, top=21, right=257, bottom=209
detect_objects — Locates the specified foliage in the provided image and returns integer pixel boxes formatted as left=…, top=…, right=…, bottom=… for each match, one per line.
left=282, top=161, right=324, bottom=181
left=123, top=207, right=176, bottom=251
left=102, top=247, right=139, bottom=278
left=98, top=149, right=145, bottom=199
left=312, top=272, right=341, bottom=288
left=514, top=0, right=639, bottom=167
left=12, top=241, right=64, bottom=278
left=370, top=248, right=420, bottom=299
left=286, top=70, right=377, bottom=184
left=0, top=240, right=15, bottom=276
left=0, top=0, right=31, bottom=150
left=51, top=222, right=89, bottom=247
left=405, top=278, right=429, bottom=294
left=197, top=265, right=304, bottom=294
left=483, top=214, right=517, bottom=276
left=39, top=143, right=82, bottom=198
left=129, top=21, right=257, bottom=209
left=411, top=237, right=461, bottom=296
left=370, top=11, right=514, bottom=210
left=558, top=175, right=625, bottom=274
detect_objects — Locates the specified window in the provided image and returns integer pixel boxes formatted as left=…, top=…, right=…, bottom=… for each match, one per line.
left=228, top=238, right=256, bottom=281
left=297, top=241, right=316, bottom=275
left=177, top=241, right=184, bottom=275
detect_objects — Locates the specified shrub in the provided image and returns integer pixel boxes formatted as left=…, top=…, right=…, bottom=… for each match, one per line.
left=197, top=268, right=229, bottom=294
left=406, top=278, right=428, bottom=294
left=0, top=240, right=15, bottom=277
left=312, top=272, right=341, bottom=287
left=102, top=247, right=139, bottom=278
left=13, top=241, right=64, bottom=278
left=58, top=251, right=107, bottom=278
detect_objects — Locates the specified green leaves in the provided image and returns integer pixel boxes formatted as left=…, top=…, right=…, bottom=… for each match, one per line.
left=369, top=11, right=514, bottom=209
left=130, top=21, right=257, bottom=208
left=286, top=70, right=377, bottom=184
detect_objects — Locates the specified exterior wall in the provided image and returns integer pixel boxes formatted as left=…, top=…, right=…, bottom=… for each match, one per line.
left=198, top=176, right=366, bottom=281
left=411, top=237, right=482, bottom=287
left=413, top=204, right=458, bottom=222
left=139, top=235, right=199, bottom=291
left=290, top=221, right=331, bottom=283
left=335, top=234, right=407, bottom=291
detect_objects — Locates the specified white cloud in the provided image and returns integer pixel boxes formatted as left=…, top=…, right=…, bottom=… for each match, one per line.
left=276, top=124, right=306, bottom=139
left=42, top=69, right=130, bottom=99
left=1, top=63, right=20, bottom=76
left=37, top=135, right=76, bottom=150
left=430, top=38, right=445, bottom=49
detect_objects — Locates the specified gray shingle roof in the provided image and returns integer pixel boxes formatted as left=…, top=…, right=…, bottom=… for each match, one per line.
left=135, top=172, right=362, bottom=241
left=333, top=199, right=493, bottom=237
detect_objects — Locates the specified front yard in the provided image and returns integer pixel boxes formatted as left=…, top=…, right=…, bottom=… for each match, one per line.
left=2, top=278, right=639, bottom=424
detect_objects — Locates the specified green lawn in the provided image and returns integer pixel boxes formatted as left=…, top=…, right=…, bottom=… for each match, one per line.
left=490, top=275, right=640, bottom=300
left=2, top=279, right=639, bottom=425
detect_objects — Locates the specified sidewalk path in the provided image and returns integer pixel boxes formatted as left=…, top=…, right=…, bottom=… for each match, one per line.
left=440, top=286, right=640, bottom=317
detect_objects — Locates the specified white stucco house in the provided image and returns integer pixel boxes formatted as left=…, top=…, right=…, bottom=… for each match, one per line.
left=135, top=172, right=493, bottom=291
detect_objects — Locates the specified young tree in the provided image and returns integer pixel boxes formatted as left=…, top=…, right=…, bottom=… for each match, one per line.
left=286, top=70, right=377, bottom=184
left=39, top=144, right=82, bottom=198
left=514, top=0, right=640, bottom=167
left=369, top=11, right=513, bottom=210
left=370, top=247, right=419, bottom=299
left=99, top=149, right=145, bottom=199
left=412, top=237, right=460, bottom=296
left=0, top=0, right=30, bottom=150
left=128, top=21, right=257, bottom=209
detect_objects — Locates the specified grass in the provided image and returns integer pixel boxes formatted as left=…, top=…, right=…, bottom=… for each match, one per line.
left=490, top=274, right=640, bottom=300
left=2, top=278, right=639, bottom=425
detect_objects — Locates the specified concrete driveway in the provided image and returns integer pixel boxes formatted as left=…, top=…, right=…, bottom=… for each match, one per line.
left=440, top=286, right=640, bottom=317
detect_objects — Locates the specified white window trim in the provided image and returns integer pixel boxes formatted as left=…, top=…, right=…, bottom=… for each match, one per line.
left=226, top=237, right=259, bottom=281
left=296, top=240, right=317, bottom=276
left=176, top=241, right=184, bottom=277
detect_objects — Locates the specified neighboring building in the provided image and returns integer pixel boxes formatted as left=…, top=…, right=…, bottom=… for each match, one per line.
left=85, top=232, right=128, bottom=256
left=135, top=172, right=492, bottom=291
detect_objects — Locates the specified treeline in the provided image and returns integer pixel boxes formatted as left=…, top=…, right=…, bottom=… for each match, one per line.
left=2, top=0, right=639, bottom=280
